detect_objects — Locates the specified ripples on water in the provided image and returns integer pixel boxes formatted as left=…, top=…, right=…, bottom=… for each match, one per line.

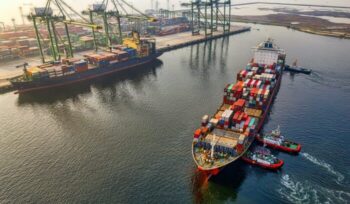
left=1, top=23, right=350, bottom=203
left=301, top=153, right=345, bottom=185
left=279, top=174, right=350, bottom=204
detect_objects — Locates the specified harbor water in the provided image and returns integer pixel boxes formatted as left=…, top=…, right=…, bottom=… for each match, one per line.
left=0, top=23, right=350, bottom=203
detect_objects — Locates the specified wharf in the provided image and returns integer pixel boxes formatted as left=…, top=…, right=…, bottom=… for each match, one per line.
left=0, top=25, right=250, bottom=93
left=156, top=25, right=250, bottom=52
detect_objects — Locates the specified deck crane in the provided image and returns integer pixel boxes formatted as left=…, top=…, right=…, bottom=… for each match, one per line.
left=28, top=0, right=103, bottom=63
left=83, top=0, right=157, bottom=51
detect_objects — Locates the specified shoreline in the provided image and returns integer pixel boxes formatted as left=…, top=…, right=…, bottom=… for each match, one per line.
left=231, top=14, right=350, bottom=40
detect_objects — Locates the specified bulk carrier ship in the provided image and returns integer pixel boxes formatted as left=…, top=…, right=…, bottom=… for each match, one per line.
left=191, top=39, right=286, bottom=175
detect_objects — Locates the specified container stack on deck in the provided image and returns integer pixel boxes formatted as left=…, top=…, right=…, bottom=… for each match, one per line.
left=193, top=61, right=280, bottom=156
left=18, top=44, right=142, bottom=82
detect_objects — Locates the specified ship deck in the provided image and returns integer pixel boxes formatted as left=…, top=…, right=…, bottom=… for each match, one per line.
left=193, top=129, right=242, bottom=169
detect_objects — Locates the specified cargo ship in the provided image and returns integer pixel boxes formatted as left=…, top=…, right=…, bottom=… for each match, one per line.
left=10, top=32, right=162, bottom=93
left=191, top=39, right=286, bottom=175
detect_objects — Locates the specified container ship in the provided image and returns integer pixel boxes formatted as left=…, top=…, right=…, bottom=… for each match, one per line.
left=10, top=31, right=162, bottom=93
left=191, top=39, right=286, bottom=175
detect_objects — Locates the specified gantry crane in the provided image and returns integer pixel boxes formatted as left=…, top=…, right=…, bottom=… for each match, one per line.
left=82, top=0, right=157, bottom=51
left=181, top=0, right=231, bottom=36
left=28, top=0, right=103, bottom=63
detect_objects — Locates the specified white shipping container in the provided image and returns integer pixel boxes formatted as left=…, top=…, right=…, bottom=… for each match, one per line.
left=257, top=81, right=262, bottom=88
left=210, top=118, right=219, bottom=125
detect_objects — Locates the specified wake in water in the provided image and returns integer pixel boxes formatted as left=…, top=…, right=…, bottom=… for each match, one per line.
left=301, top=152, right=345, bottom=185
left=278, top=174, right=350, bottom=204
left=308, top=70, right=350, bottom=92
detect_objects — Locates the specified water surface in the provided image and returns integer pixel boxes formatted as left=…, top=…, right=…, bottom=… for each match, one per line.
left=0, top=23, right=350, bottom=203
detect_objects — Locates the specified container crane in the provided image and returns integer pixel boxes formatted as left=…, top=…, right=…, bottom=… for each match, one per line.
left=83, top=0, right=157, bottom=51
left=181, top=0, right=231, bottom=36
left=27, top=0, right=103, bottom=63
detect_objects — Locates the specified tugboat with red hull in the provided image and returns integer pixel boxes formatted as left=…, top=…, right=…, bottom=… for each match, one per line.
left=241, top=146, right=284, bottom=170
left=191, top=39, right=286, bottom=175
left=256, top=126, right=302, bottom=154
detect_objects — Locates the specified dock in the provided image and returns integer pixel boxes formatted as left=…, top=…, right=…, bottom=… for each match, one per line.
left=156, top=25, right=250, bottom=52
left=0, top=25, right=250, bottom=94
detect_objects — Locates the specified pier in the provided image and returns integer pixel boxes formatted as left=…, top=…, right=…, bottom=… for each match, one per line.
left=0, top=25, right=250, bottom=93
left=156, top=25, right=250, bottom=53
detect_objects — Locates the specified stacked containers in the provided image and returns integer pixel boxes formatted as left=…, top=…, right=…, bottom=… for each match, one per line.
left=231, top=110, right=250, bottom=132
left=232, top=99, right=246, bottom=112
left=123, top=47, right=137, bottom=58
left=84, top=53, right=104, bottom=64
left=222, top=109, right=234, bottom=129
left=62, top=58, right=80, bottom=65
left=61, top=65, right=75, bottom=75
left=26, top=67, right=49, bottom=80
left=112, top=50, right=129, bottom=61
left=193, top=129, right=201, bottom=142
left=100, top=52, right=117, bottom=61
left=237, top=70, right=248, bottom=81
left=213, top=110, right=227, bottom=129
left=236, top=134, right=246, bottom=153
left=202, top=115, right=209, bottom=126
left=223, top=81, right=243, bottom=105
left=74, top=60, right=88, bottom=72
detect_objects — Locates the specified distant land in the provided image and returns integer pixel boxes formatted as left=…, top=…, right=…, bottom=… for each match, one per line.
left=231, top=8, right=350, bottom=39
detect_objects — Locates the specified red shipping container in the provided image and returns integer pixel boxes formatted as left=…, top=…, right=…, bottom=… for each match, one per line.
left=233, top=111, right=241, bottom=122
left=75, top=66, right=88, bottom=72
left=244, top=117, right=251, bottom=129
left=194, top=129, right=201, bottom=138
left=247, top=79, right=252, bottom=87
left=238, top=112, right=244, bottom=121
left=237, top=144, right=244, bottom=153
left=243, top=113, right=248, bottom=120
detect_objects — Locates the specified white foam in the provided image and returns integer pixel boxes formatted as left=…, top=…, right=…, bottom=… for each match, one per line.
left=278, top=174, right=350, bottom=204
left=301, top=152, right=345, bottom=184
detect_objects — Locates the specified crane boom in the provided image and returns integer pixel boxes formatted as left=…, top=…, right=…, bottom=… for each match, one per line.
left=63, top=20, right=103, bottom=29
left=118, top=0, right=157, bottom=22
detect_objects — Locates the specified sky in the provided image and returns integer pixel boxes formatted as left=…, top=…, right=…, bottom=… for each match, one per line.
left=0, top=0, right=349, bottom=25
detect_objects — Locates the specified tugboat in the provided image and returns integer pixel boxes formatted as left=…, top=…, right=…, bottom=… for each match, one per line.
left=256, top=126, right=301, bottom=154
left=241, top=146, right=284, bottom=170
left=285, top=60, right=312, bottom=74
